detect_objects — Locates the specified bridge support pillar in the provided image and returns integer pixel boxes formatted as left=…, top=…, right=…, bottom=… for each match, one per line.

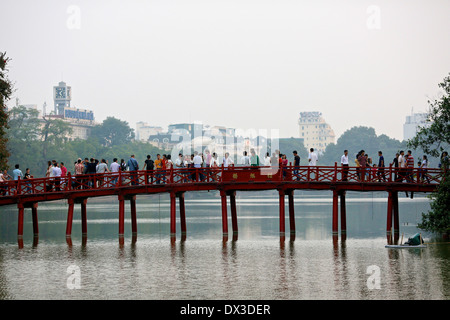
left=332, top=190, right=339, bottom=236
left=80, top=198, right=88, bottom=238
left=118, top=195, right=125, bottom=245
left=30, top=203, right=39, bottom=237
left=386, top=191, right=400, bottom=243
left=393, top=191, right=400, bottom=242
left=278, top=190, right=286, bottom=242
left=170, top=192, right=176, bottom=242
left=17, top=203, right=24, bottom=248
left=128, top=195, right=137, bottom=239
left=177, top=192, right=186, bottom=241
left=340, top=190, right=346, bottom=240
left=220, top=190, right=228, bottom=242
left=286, top=190, right=296, bottom=242
left=66, top=199, right=74, bottom=238
left=229, top=191, right=238, bottom=241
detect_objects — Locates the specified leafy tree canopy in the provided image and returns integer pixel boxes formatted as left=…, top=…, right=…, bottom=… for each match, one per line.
left=91, top=116, right=135, bottom=147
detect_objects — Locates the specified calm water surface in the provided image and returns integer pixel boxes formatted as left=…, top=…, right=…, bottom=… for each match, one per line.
left=0, top=190, right=448, bottom=300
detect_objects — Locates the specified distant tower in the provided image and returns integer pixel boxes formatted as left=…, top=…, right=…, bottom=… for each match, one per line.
left=53, top=81, right=72, bottom=115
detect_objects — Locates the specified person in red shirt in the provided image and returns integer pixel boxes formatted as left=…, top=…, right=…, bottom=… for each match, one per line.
left=406, top=150, right=414, bottom=183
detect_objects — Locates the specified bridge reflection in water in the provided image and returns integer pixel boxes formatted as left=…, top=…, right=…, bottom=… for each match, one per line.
left=0, top=164, right=442, bottom=248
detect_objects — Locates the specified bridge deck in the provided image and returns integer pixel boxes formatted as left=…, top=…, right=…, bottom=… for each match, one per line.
left=0, top=165, right=442, bottom=206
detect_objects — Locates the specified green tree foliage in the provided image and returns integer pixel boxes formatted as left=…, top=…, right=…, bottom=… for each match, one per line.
left=417, top=172, right=450, bottom=235
left=6, top=107, right=165, bottom=177
left=408, top=73, right=450, bottom=158
left=321, top=126, right=406, bottom=166
left=277, top=138, right=308, bottom=164
left=407, top=73, right=450, bottom=236
left=0, top=52, right=13, bottom=169
left=91, top=116, right=135, bottom=147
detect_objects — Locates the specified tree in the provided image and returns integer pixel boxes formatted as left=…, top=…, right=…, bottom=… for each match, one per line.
left=417, top=177, right=450, bottom=235
left=91, top=116, right=135, bottom=147
left=6, top=106, right=43, bottom=175
left=0, top=52, right=13, bottom=169
left=321, top=126, right=406, bottom=166
left=408, top=73, right=450, bottom=158
left=407, top=73, right=450, bottom=236
left=41, top=116, right=73, bottom=164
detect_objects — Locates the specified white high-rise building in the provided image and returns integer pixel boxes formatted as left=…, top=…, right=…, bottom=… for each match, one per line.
left=403, top=111, right=430, bottom=141
left=298, top=111, right=335, bottom=154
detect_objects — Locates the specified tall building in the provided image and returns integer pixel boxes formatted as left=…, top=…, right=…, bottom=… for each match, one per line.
left=53, top=81, right=72, bottom=115
left=135, top=122, right=164, bottom=141
left=298, top=111, right=335, bottom=154
left=403, top=111, right=430, bottom=141
left=49, top=81, right=96, bottom=140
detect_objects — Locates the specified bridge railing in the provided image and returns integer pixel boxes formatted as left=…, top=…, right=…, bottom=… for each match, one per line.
left=0, top=165, right=445, bottom=197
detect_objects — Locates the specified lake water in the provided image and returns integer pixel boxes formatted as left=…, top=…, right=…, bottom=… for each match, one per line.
left=0, top=190, right=448, bottom=302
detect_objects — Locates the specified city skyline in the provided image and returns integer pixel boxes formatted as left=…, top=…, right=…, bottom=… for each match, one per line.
left=2, top=0, right=450, bottom=141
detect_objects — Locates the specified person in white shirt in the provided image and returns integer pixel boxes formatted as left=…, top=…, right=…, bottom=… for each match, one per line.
left=240, top=151, right=250, bottom=166
left=341, top=149, right=349, bottom=181
left=110, top=158, right=120, bottom=173
left=308, top=148, right=318, bottom=166
left=110, top=158, right=120, bottom=186
left=264, top=152, right=271, bottom=166
left=210, top=152, right=219, bottom=167
left=193, top=151, right=203, bottom=168
left=175, top=153, right=185, bottom=169
left=222, top=152, right=234, bottom=168
left=52, top=162, right=62, bottom=191
left=398, top=150, right=406, bottom=182
left=0, top=169, right=11, bottom=196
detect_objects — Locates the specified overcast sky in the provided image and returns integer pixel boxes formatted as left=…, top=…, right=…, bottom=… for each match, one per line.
left=2, top=0, right=450, bottom=141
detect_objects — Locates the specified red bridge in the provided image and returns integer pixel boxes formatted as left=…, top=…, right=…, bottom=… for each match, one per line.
left=0, top=164, right=444, bottom=247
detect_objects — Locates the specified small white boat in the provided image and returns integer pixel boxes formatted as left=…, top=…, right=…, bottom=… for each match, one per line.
left=385, top=244, right=427, bottom=249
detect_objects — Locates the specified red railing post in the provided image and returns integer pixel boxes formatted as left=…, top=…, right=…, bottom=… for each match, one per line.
left=66, top=172, right=71, bottom=191
left=16, top=176, right=21, bottom=195
left=334, top=162, right=338, bottom=182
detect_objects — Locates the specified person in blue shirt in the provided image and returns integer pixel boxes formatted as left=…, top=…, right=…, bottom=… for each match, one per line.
left=127, top=155, right=139, bottom=185
left=12, top=164, right=23, bottom=181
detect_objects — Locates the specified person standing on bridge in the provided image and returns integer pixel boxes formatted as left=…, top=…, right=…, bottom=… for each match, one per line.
left=143, top=155, right=154, bottom=184
left=110, top=158, right=120, bottom=186
left=240, top=151, right=250, bottom=167
left=308, top=148, right=318, bottom=180
left=193, top=151, right=204, bottom=181
left=308, top=148, right=318, bottom=166
left=127, top=155, right=139, bottom=186
left=154, top=154, right=163, bottom=184
left=0, top=169, right=11, bottom=195
left=406, top=150, right=414, bottom=183
left=222, top=152, right=233, bottom=169
left=397, top=151, right=406, bottom=182
left=377, top=151, right=386, bottom=182
left=357, top=150, right=367, bottom=181
left=293, top=150, right=301, bottom=181
left=13, top=164, right=23, bottom=181
left=250, top=149, right=260, bottom=167
left=341, top=150, right=349, bottom=181
left=391, top=153, right=399, bottom=182
left=52, top=162, right=62, bottom=191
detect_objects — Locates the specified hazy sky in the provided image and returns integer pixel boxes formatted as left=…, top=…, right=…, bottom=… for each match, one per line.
left=2, top=0, right=450, bottom=141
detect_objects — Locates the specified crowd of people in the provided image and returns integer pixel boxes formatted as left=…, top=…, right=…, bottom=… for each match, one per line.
left=342, top=149, right=449, bottom=183
left=0, top=148, right=448, bottom=195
